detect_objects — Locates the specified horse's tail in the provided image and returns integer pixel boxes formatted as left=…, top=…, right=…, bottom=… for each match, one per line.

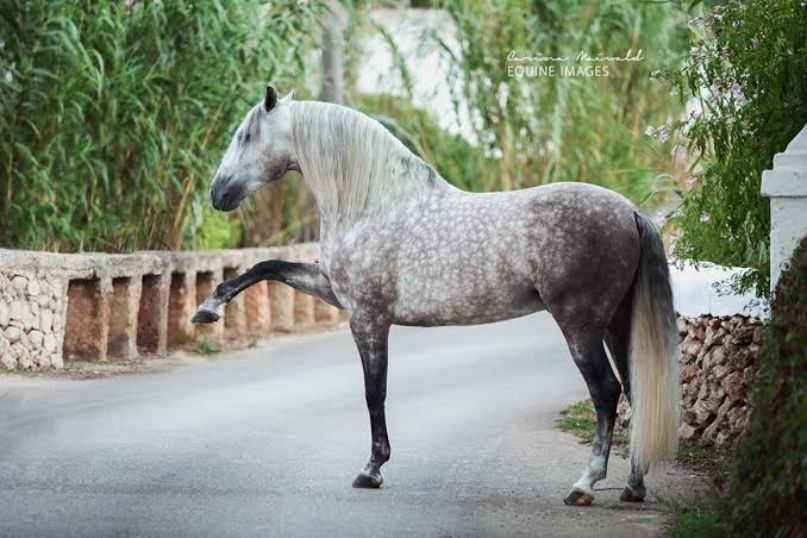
left=628, top=212, right=680, bottom=472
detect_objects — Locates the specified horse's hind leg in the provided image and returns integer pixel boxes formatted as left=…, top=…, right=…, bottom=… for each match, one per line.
left=561, top=329, right=622, bottom=506
left=605, top=295, right=646, bottom=502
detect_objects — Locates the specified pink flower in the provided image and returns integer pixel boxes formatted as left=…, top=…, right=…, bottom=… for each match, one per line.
left=729, top=82, right=745, bottom=105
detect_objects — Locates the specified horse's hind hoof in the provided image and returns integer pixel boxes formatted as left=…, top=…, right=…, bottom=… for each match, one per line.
left=191, top=309, right=220, bottom=324
left=563, top=489, right=594, bottom=506
left=352, top=471, right=383, bottom=489
left=619, top=486, right=645, bottom=503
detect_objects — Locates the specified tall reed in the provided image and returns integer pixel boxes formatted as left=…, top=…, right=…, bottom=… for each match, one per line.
left=0, top=0, right=321, bottom=252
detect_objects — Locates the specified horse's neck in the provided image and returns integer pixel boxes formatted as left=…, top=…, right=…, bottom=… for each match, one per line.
left=291, top=101, right=452, bottom=236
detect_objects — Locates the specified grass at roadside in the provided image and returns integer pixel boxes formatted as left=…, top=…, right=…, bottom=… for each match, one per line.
left=555, top=399, right=629, bottom=447
left=0, top=369, right=44, bottom=378
left=195, top=338, right=220, bottom=356
left=667, top=505, right=724, bottom=538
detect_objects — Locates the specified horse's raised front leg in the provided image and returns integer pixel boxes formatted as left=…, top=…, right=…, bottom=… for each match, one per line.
left=191, top=260, right=342, bottom=323
left=562, top=330, right=622, bottom=506
left=350, top=314, right=391, bottom=489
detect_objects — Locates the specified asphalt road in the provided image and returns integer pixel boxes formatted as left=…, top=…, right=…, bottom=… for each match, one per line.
left=0, top=312, right=702, bottom=537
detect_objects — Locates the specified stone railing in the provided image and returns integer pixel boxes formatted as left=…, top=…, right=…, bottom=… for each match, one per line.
left=0, top=244, right=343, bottom=370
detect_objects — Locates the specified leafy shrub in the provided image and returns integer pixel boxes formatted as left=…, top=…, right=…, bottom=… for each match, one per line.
left=671, top=0, right=807, bottom=296
left=0, top=0, right=320, bottom=252
left=716, top=235, right=806, bottom=537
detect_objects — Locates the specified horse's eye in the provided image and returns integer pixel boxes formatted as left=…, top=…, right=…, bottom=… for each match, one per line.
left=244, top=133, right=251, bottom=143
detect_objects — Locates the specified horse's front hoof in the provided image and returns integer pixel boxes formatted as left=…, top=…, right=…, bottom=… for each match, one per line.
left=352, top=471, right=383, bottom=489
left=191, top=309, right=220, bottom=324
left=563, top=489, right=594, bottom=506
left=619, top=486, right=645, bottom=503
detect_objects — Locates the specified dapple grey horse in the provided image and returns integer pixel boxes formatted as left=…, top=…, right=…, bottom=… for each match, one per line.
left=193, top=86, right=680, bottom=506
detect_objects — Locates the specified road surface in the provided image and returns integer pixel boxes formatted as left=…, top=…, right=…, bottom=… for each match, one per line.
left=0, top=313, right=702, bottom=537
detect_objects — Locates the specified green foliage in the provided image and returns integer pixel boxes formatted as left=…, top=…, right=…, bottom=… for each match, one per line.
left=555, top=400, right=628, bottom=446
left=671, top=0, right=807, bottom=296
left=426, top=0, right=689, bottom=202
left=0, top=0, right=321, bottom=252
left=674, top=237, right=807, bottom=537
left=668, top=505, right=724, bottom=538
left=714, top=236, right=806, bottom=537
left=195, top=337, right=219, bottom=356
left=193, top=205, right=243, bottom=251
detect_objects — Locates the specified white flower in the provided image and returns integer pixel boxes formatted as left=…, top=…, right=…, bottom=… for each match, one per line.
left=699, top=212, right=711, bottom=223
left=3, top=70, right=12, bottom=84
left=644, top=125, right=655, bottom=137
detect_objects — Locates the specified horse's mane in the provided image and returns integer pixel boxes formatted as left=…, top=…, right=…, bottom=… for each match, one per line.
left=291, top=101, right=439, bottom=222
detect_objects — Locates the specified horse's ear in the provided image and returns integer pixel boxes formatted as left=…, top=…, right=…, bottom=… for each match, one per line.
left=264, top=86, right=278, bottom=112
left=280, top=89, right=295, bottom=103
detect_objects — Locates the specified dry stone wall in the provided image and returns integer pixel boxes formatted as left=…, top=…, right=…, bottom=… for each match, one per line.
left=618, top=314, right=764, bottom=448
left=677, top=314, right=763, bottom=448
left=0, top=244, right=344, bottom=371
left=0, top=270, right=65, bottom=370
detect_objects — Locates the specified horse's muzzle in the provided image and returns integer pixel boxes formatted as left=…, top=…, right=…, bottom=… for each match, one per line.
left=210, top=175, right=242, bottom=212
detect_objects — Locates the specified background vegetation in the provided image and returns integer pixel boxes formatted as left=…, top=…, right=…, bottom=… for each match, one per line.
left=2, top=0, right=804, bottom=301
left=671, top=236, right=806, bottom=537
left=0, top=0, right=321, bottom=252
left=1, top=0, right=692, bottom=252
left=431, top=0, right=689, bottom=199
left=670, top=0, right=807, bottom=296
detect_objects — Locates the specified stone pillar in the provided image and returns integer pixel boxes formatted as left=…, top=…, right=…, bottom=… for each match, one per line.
left=168, top=272, right=196, bottom=348
left=244, top=280, right=272, bottom=334
left=314, top=299, right=342, bottom=325
left=222, top=266, right=248, bottom=336
left=107, top=277, right=141, bottom=360
left=294, top=292, right=316, bottom=328
left=64, top=277, right=109, bottom=361
left=137, top=274, right=168, bottom=355
left=762, top=124, right=807, bottom=291
left=268, top=281, right=295, bottom=332
left=194, top=270, right=223, bottom=341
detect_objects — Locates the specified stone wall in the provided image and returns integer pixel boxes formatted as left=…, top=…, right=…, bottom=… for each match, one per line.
left=0, top=270, right=65, bottom=370
left=0, top=244, right=344, bottom=371
left=618, top=314, right=764, bottom=448
left=677, top=314, right=764, bottom=448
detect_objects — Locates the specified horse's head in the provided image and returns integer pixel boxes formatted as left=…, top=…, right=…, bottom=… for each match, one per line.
left=210, top=86, right=296, bottom=212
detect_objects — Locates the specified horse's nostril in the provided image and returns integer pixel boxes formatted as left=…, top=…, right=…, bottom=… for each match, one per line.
left=211, top=175, right=241, bottom=211
left=211, top=176, right=231, bottom=209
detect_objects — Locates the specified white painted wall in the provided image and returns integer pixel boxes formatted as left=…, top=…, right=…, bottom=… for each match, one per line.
left=356, top=8, right=475, bottom=142
left=761, top=124, right=807, bottom=291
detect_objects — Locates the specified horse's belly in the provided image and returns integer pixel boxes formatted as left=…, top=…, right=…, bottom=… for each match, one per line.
left=392, top=281, right=545, bottom=327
